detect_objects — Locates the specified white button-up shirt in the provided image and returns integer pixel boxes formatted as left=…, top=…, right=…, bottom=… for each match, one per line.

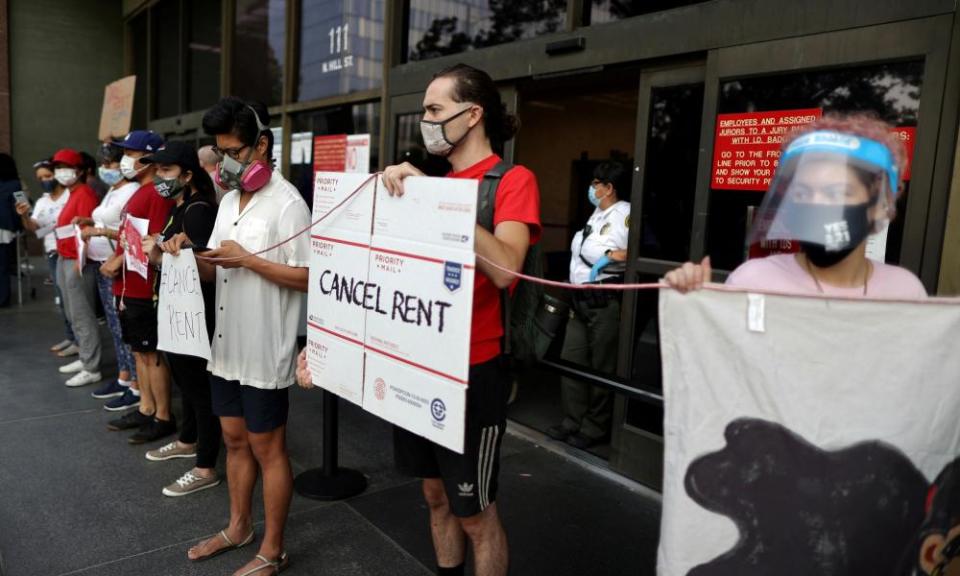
left=207, top=171, right=311, bottom=389
left=568, top=200, right=631, bottom=285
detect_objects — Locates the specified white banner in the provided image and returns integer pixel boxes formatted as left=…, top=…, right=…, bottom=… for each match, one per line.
left=156, top=249, right=211, bottom=361
left=658, top=289, right=960, bottom=576
left=307, top=172, right=476, bottom=453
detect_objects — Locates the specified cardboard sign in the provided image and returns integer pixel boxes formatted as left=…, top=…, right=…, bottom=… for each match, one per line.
left=122, top=216, right=149, bottom=280
left=307, top=172, right=477, bottom=453
left=157, top=249, right=211, bottom=361
left=313, top=134, right=370, bottom=174
left=98, top=76, right=136, bottom=141
left=712, top=109, right=822, bottom=191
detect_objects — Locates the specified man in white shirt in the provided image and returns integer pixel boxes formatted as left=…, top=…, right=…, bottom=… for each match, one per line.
left=166, top=98, right=308, bottom=575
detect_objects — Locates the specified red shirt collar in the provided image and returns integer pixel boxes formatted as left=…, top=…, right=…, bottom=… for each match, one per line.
left=447, top=154, right=501, bottom=179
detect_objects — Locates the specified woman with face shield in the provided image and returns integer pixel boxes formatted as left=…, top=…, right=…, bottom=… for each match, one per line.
left=665, top=114, right=926, bottom=299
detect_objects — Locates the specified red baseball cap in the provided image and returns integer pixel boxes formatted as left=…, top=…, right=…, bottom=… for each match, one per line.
left=52, top=148, right=83, bottom=167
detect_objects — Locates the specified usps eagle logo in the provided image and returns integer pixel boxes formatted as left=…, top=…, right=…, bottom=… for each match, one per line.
left=444, top=261, right=462, bottom=293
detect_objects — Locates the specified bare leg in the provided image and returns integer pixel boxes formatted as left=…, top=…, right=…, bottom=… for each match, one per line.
left=134, top=352, right=155, bottom=416
left=187, top=417, right=255, bottom=561
left=423, top=478, right=466, bottom=568
left=460, top=503, right=508, bottom=576
left=142, top=351, right=172, bottom=421
left=247, top=426, right=292, bottom=559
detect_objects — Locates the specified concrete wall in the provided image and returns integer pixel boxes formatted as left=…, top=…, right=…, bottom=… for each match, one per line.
left=9, top=0, right=123, bottom=188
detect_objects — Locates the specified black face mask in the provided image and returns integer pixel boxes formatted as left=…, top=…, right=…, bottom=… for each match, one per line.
left=786, top=202, right=871, bottom=268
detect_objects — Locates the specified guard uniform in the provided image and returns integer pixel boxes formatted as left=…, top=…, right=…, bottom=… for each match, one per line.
left=560, top=200, right=630, bottom=441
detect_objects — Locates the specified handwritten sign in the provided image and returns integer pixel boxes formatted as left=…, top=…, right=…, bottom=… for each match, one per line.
left=307, top=172, right=477, bottom=453
left=98, top=76, right=136, bottom=141
left=157, top=249, right=211, bottom=361
left=122, top=215, right=149, bottom=280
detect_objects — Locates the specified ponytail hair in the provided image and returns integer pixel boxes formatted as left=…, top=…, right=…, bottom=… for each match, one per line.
left=432, top=64, right=520, bottom=146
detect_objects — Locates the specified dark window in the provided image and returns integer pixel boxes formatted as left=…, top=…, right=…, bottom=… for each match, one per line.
left=706, top=61, right=924, bottom=271
left=585, top=0, right=710, bottom=25
left=153, top=0, right=181, bottom=119
left=288, top=102, right=380, bottom=206
left=187, top=0, right=222, bottom=111
left=624, top=271, right=663, bottom=433
left=405, top=0, right=568, bottom=62
left=131, top=11, right=149, bottom=128
left=233, top=0, right=286, bottom=106
left=298, top=0, right=384, bottom=102
left=638, top=82, right=704, bottom=262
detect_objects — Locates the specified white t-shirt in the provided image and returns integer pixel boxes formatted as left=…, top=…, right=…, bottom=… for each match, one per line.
left=206, top=171, right=312, bottom=389
left=31, top=190, right=71, bottom=253
left=89, top=181, right=140, bottom=262
left=569, top=200, right=631, bottom=284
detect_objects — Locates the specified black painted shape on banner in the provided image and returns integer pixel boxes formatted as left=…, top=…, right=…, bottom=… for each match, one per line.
left=683, top=417, right=928, bottom=576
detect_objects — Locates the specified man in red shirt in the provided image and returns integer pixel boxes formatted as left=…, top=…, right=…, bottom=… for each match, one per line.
left=98, top=131, right=177, bottom=444
left=381, top=64, right=541, bottom=576
left=53, top=148, right=103, bottom=387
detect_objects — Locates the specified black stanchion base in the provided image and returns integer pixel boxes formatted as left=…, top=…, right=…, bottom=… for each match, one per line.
left=294, top=467, right=367, bottom=501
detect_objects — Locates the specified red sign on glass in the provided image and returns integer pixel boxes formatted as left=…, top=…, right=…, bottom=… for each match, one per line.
left=712, top=108, right=822, bottom=191
left=313, top=135, right=349, bottom=173
left=890, top=126, right=916, bottom=181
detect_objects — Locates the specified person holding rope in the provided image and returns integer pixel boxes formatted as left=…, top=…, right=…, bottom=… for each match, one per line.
left=299, top=63, right=542, bottom=576
left=547, top=161, right=630, bottom=449
left=163, top=98, right=308, bottom=575
left=664, top=113, right=926, bottom=299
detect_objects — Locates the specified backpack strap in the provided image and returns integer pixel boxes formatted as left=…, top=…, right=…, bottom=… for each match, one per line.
left=477, top=161, right=513, bottom=233
left=475, top=161, right=515, bottom=356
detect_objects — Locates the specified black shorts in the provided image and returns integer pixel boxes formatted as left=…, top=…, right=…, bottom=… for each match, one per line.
left=117, top=296, right=158, bottom=352
left=394, top=356, right=510, bottom=518
left=210, top=375, right=290, bottom=434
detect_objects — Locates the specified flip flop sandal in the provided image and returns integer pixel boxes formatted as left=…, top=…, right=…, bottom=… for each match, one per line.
left=236, top=551, right=290, bottom=576
left=189, top=529, right=255, bottom=562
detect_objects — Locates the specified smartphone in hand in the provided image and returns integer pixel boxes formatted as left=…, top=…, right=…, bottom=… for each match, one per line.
left=12, top=191, right=28, bottom=205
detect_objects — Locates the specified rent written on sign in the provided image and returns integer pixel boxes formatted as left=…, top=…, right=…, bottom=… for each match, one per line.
left=306, top=172, right=477, bottom=453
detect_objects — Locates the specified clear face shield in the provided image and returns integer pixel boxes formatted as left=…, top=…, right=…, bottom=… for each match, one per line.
left=747, top=131, right=900, bottom=264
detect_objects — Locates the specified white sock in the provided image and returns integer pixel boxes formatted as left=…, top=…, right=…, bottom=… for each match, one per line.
left=130, top=388, right=141, bottom=397
left=118, top=379, right=132, bottom=387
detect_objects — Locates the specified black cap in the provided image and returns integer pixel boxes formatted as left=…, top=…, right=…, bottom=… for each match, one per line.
left=141, top=140, right=202, bottom=174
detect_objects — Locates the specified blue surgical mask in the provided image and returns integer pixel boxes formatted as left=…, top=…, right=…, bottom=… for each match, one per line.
left=98, top=167, right=123, bottom=186
left=588, top=185, right=601, bottom=207
left=40, top=179, right=57, bottom=193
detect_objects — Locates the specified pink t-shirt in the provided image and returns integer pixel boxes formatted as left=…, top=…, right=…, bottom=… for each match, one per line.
left=726, top=254, right=927, bottom=299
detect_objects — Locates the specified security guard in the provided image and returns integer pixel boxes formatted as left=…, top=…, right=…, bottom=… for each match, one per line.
left=548, top=161, right=630, bottom=449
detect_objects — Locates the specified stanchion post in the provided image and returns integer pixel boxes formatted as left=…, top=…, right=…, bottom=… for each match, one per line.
left=293, top=389, right=368, bottom=500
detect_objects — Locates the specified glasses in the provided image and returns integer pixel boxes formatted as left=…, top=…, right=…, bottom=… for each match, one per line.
left=211, top=145, right=249, bottom=161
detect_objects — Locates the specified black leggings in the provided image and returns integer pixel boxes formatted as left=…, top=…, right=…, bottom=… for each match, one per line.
left=167, top=353, right=221, bottom=469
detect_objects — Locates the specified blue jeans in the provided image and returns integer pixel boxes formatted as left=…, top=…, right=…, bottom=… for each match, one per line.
left=95, top=267, right=137, bottom=378
left=47, top=252, right=75, bottom=341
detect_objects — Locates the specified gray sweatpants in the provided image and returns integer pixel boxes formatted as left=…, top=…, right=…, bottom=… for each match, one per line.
left=57, top=257, right=101, bottom=372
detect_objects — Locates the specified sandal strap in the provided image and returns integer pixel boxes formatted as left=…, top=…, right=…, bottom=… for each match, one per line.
left=236, top=555, right=280, bottom=576
left=219, top=529, right=235, bottom=547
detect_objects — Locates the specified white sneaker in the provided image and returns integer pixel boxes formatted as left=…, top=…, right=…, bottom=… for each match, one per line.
left=65, top=370, right=102, bottom=387
left=58, top=360, right=84, bottom=374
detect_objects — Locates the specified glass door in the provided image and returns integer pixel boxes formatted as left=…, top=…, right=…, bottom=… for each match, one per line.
left=610, top=64, right=706, bottom=487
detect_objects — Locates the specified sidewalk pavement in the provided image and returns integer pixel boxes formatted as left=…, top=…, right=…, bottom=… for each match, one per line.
left=0, top=280, right=661, bottom=575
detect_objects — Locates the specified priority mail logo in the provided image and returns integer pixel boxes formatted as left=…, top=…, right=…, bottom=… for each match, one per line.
left=374, top=377, right=386, bottom=401
left=444, top=262, right=462, bottom=292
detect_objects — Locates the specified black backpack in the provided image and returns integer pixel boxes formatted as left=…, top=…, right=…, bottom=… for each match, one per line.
left=477, top=162, right=560, bottom=365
